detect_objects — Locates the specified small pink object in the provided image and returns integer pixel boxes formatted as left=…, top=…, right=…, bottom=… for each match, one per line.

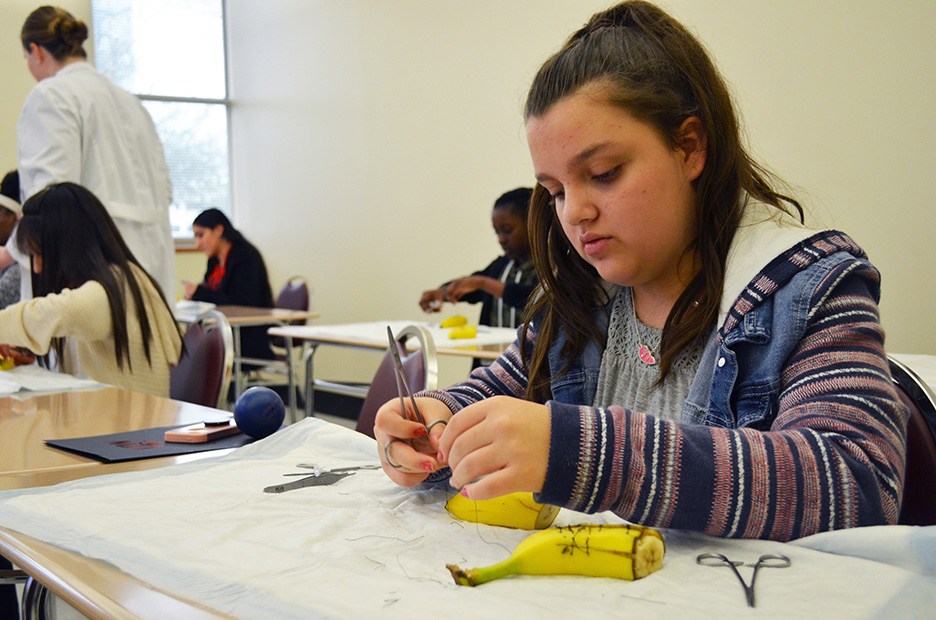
left=638, top=345, right=656, bottom=365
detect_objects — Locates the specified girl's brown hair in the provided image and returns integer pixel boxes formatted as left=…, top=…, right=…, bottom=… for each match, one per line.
left=522, top=1, right=802, bottom=399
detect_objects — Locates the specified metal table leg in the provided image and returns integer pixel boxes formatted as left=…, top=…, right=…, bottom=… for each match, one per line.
left=303, top=344, right=320, bottom=418
left=232, top=325, right=243, bottom=400
left=285, top=336, right=296, bottom=424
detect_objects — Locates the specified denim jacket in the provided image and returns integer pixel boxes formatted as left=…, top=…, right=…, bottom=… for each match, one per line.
left=547, top=247, right=879, bottom=432
left=433, top=213, right=904, bottom=538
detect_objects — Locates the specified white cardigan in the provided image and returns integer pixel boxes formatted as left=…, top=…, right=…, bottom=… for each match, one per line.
left=0, top=265, right=182, bottom=397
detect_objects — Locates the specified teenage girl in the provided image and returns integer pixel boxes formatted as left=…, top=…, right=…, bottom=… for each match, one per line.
left=375, top=1, right=905, bottom=542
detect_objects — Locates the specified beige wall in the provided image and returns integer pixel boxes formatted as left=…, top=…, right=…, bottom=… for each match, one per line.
left=1, top=1, right=91, bottom=173
left=2, top=1, right=934, bottom=388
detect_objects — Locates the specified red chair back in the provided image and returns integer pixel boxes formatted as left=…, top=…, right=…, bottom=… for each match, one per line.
left=890, top=357, right=936, bottom=526
left=171, top=310, right=234, bottom=409
left=272, top=277, right=310, bottom=349
left=355, top=326, right=437, bottom=439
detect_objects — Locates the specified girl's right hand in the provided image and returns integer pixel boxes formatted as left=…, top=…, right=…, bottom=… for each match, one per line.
left=373, top=396, right=452, bottom=487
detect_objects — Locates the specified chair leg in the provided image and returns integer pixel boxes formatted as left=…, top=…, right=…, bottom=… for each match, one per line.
left=0, top=569, right=28, bottom=585
left=303, top=345, right=319, bottom=418
left=21, top=576, right=52, bottom=620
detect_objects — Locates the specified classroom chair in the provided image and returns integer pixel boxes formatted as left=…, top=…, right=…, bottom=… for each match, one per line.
left=355, top=325, right=439, bottom=439
left=271, top=276, right=312, bottom=350
left=889, top=356, right=936, bottom=526
left=170, top=309, right=235, bottom=410
left=244, top=276, right=312, bottom=407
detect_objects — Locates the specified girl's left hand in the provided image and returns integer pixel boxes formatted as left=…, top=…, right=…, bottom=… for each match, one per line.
left=437, top=395, right=550, bottom=500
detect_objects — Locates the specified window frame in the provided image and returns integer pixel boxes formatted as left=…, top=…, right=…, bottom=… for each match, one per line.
left=91, top=0, right=234, bottom=246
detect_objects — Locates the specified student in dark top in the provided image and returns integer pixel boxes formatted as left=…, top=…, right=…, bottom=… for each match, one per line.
left=419, top=187, right=537, bottom=329
left=183, top=209, right=274, bottom=365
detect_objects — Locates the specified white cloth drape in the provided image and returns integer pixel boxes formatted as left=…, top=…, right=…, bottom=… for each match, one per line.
left=0, top=418, right=933, bottom=619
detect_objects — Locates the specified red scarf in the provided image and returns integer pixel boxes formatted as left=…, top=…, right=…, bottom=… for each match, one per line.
left=206, top=261, right=225, bottom=290
left=206, top=245, right=231, bottom=290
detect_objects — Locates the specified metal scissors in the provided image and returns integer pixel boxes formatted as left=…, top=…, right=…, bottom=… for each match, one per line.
left=293, top=463, right=381, bottom=476
left=264, top=464, right=381, bottom=493
left=383, top=326, right=446, bottom=468
left=696, top=553, right=791, bottom=608
left=263, top=471, right=353, bottom=493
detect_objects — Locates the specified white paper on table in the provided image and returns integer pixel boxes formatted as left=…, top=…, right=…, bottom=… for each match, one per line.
left=274, top=320, right=519, bottom=350
left=0, top=364, right=103, bottom=394
left=174, top=300, right=217, bottom=323
left=0, top=378, right=21, bottom=396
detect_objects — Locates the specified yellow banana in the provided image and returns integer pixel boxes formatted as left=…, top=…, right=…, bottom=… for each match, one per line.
left=447, top=523, right=664, bottom=586
left=0, top=357, right=13, bottom=371
left=448, top=325, right=477, bottom=340
left=446, top=491, right=559, bottom=530
left=441, top=315, right=468, bottom=328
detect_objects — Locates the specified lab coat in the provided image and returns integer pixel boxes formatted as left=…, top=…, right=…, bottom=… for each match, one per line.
left=15, top=61, right=176, bottom=299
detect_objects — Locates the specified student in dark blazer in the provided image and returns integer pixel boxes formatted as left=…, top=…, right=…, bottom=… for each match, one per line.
left=183, top=209, right=274, bottom=366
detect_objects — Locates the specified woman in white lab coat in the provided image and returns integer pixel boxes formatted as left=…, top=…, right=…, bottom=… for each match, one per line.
left=9, top=6, right=176, bottom=300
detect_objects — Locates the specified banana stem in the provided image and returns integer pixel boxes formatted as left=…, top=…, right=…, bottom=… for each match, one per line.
left=447, top=556, right=518, bottom=586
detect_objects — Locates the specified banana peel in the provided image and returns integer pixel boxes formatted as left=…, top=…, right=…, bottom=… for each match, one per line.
left=447, top=523, right=665, bottom=586
left=446, top=491, right=559, bottom=530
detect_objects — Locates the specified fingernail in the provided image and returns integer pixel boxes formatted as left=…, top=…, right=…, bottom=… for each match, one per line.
left=413, top=427, right=427, bottom=437
left=436, top=451, right=444, bottom=462
left=460, top=486, right=470, bottom=498
left=421, top=461, right=434, bottom=473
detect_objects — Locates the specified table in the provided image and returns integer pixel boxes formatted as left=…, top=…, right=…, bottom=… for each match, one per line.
left=0, top=418, right=932, bottom=620
left=266, top=320, right=517, bottom=418
left=175, top=304, right=320, bottom=418
left=0, top=529, right=231, bottom=620
left=890, top=353, right=936, bottom=392
left=0, top=385, right=239, bottom=618
left=0, top=386, right=237, bottom=492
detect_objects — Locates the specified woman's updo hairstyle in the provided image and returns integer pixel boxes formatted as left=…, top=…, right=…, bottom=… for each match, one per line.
left=21, top=6, right=89, bottom=61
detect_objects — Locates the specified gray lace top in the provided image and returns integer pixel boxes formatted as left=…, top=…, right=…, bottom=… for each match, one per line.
left=593, top=287, right=710, bottom=421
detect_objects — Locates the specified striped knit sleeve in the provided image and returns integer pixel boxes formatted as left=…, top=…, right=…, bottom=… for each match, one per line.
left=538, top=261, right=907, bottom=541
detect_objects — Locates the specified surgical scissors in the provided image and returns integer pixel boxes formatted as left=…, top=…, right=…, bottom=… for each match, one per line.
left=383, top=326, right=446, bottom=468
left=388, top=325, right=426, bottom=427
left=696, top=553, right=791, bottom=608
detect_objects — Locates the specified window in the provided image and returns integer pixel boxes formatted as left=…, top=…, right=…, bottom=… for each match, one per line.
left=92, top=0, right=230, bottom=239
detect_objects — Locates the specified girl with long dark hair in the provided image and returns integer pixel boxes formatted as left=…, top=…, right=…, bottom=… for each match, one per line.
left=0, top=182, right=182, bottom=397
